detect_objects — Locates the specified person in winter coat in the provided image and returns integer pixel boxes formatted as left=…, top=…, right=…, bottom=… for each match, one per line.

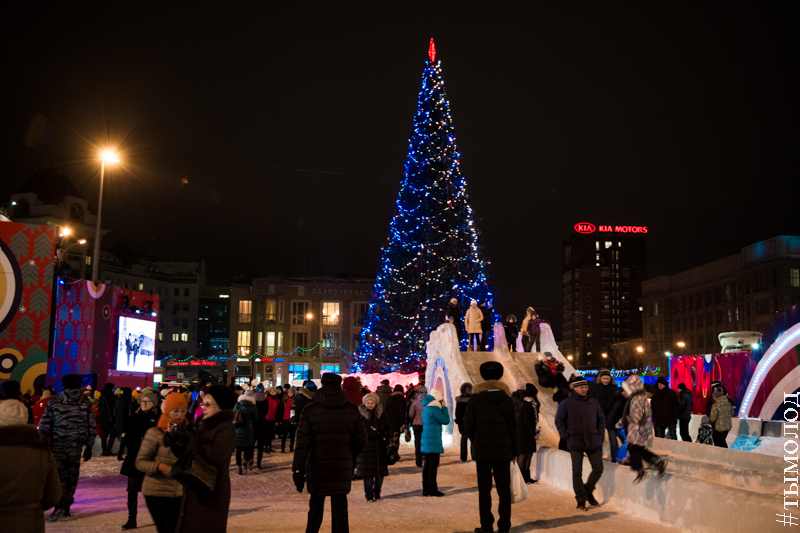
left=619, top=374, right=667, bottom=483
left=517, top=384, right=540, bottom=484
left=408, top=384, right=427, bottom=467
left=118, top=391, right=159, bottom=529
left=464, top=299, right=484, bottom=351
left=32, top=389, right=55, bottom=426
left=464, top=361, right=517, bottom=533
left=651, top=377, right=680, bottom=439
left=169, top=385, right=237, bottom=533
left=555, top=376, right=605, bottom=511
left=677, top=383, right=693, bottom=442
left=293, top=381, right=316, bottom=426
left=479, top=302, right=492, bottom=351
left=525, top=311, right=550, bottom=352
left=705, top=380, right=734, bottom=416
left=293, top=373, right=367, bottom=533
left=696, top=416, right=714, bottom=445
left=376, top=380, right=393, bottom=409
left=445, top=297, right=463, bottom=344
left=454, top=382, right=473, bottom=462
left=136, top=392, right=189, bottom=533
left=343, top=376, right=366, bottom=407
left=38, top=373, right=96, bottom=522
left=589, top=370, right=623, bottom=462
left=420, top=388, right=450, bottom=497
left=280, top=387, right=297, bottom=453
left=0, top=399, right=62, bottom=533
left=98, top=382, right=117, bottom=455
left=356, top=393, right=389, bottom=501
left=264, top=387, right=281, bottom=453
left=709, top=386, right=732, bottom=448
left=234, top=392, right=258, bottom=474
left=385, top=384, right=407, bottom=436
left=115, top=387, right=134, bottom=460
left=253, top=385, right=269, bottom=467
left=1, top=380, right=34, bottom=423
left=504, top=315, right=518, bottom=352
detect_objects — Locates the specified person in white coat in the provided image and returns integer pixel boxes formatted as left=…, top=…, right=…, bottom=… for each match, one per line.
left=464, top=299, right=484, bottom=351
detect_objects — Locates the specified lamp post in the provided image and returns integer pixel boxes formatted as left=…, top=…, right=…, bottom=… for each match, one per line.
left=92, top=151, right=119, bottom=282
left=601, top=352, right=616, bottom=369
left=306, top=312, right=324, bottom=377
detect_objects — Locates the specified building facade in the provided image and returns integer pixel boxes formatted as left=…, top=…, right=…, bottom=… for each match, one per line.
left=226, top=275, right=374, bottom=387
left=562, top=231, right=647, bottom=368
left=640, top=235, right=800, bottom=360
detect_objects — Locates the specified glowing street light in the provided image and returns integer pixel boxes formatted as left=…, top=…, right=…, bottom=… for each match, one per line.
left=636, top=346, right=644, bottom=353
left=92, top=150, right=119, bottom=282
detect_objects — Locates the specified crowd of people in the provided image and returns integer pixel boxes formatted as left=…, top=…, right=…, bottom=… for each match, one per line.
left=0, top=353, right=737, bottom=533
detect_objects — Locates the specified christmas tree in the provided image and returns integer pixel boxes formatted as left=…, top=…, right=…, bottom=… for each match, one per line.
left=354, top=39, right=494, bottom=373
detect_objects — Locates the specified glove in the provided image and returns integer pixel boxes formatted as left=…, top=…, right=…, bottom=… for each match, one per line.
left=83, top=446, right=93, bottom=462
left=293, top=471, right=305, bottom=493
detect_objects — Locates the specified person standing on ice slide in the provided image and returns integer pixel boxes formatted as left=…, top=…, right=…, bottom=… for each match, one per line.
left=445, top=297, right=463, bottom=344
left=464, top=299, right=484, bottom=351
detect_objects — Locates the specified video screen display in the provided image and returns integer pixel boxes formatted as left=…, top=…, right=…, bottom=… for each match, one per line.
left=116, top=316, right=157, bottom=373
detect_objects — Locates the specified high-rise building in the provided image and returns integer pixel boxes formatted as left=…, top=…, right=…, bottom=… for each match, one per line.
left=562, top=225, right=647, bottom=367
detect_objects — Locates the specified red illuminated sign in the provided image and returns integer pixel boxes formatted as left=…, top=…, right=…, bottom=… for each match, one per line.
left=574, top=223, right=648, bottom=234
left=168, top=361, right=217, bottom=366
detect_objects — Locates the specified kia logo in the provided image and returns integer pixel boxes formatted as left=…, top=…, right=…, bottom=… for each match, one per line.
left=574, top=222, right=596, bottom=234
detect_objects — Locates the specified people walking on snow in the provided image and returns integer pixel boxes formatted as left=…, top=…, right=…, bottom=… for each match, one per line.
left=445, top=297, right=463, bottom=344
left=0, top=399, right=62, bottom=533
left=264, top=387, right=281, bottom=453
left=118, top=391, right=159, bottom=530
left=343, top=376, right=366, bottom=407
left=589, top=369, right=623, bottom=462
left=620, top=374, right=667, bottom=484
left=376, top=379, right=393, bottom=409
left=555, top=376, right=605, bottom=511
left=455, top=382, right=473, bottom=462
left=38, top=373, right=96, bottom=522
left=293, top=373, right=367, bottom=533
left=465, top=299, right=484, bottom=351
left=504, top=315, right=518, bottom=352
left=651, top=377, right=680, bottom=439
left=98, top=382, right=117, bottom=456
left=479, top=302, right=492, bottom=352
left=280, top=387, right=297, bottom=453
left=464, top=361, right=517, bottom=533
left=356, top=393, right=389, bottom=502
left=408, top=383, right=427, bottom=467
left=517, top=384, right=540, bottom=484
left=420, top=388, right=450, bottom=497
left=677, top=383, right=693, bottom=442
left=135, top=392, right=188, bottom=533
left=709, top=386, right=732, bottom=448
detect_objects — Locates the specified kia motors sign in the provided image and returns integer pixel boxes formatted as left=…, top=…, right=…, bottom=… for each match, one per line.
left=574, top=223, right=648, bottom=234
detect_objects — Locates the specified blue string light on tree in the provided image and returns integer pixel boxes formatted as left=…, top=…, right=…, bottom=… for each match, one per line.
left=354, top=39, right=495, bottom=373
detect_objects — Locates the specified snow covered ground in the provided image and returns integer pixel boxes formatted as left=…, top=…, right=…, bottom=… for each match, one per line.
left=45, top=443, right=685, bottom=533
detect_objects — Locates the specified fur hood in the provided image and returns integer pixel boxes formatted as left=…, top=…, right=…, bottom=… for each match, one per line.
left=238, top=394, right=256, bottom=404
left=472, top=380, right=511, bottom=396
left=358, top=403, right=384, bottom=420
left=297, top=388, right=314, bottom=400
left=0, top=423, right=41, bottom=446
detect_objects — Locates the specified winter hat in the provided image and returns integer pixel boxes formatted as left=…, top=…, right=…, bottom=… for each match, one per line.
left=163, top=392, right=189, bottom=412
left=239, top=393, right=256, bottom=404
left=393, top=384, right=404, bottom=392
left=506, top=314, right=516, bottom=323
left=0, top=400, right=28, bottom=426
left=362, top=393, right=380, bottom=406
left=161, top=388, right=171, bottom=398
left=321, top=373, right=342, bottom=387
left=41, top=390, right=52, bottom=399
left=141, top=392, right=159, bottom=406
left=205, top=385, right=238, bottom=410
left=479, top=361, right=504, bottom=381
left=569, top=376, right=589, bottom=389
left=526, top=307, right=535, bottom=314
left=597, top=369, right=612, bottom=379
left=429, top=388, right=444, bottom=403
left=525, top=383, right=539, bottom=397
left=656, top=376, right=669, bottom=387
left=460, top=382, right=473, bottom=395
left=700, top=415, right=711, bottom=425
left=622, top=374, right=644, bottom=395
left=450, top=298, right=458, bottom=306
left=470, top=299, right=477, bottom=306
left=61, top=374, right=83, bottom=390
left=381, top=379, right=390, bottom=386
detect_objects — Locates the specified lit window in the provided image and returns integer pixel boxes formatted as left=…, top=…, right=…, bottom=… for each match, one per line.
left=181, top=333, right=188, bottom=342
left=792, top=269, right=800, bottom=288
left=237, top=330, right=251, bottom=356
left=292, top=301, right=309, bottom=325
left=322, top=302, right=340, bottom=325
left=605, top=241, right=612, bottom=249
left=239, top=301, right=252, bottom=323
left=172, top=333, right=179, bottom=341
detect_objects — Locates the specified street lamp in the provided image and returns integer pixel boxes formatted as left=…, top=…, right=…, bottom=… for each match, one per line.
left=601, top=352, right=616, bottom=368
left=92, top=150, right=119, bottom=282
left=636, top=346, right=644, bottom=353
left=306, top=312, right=324, bottom=376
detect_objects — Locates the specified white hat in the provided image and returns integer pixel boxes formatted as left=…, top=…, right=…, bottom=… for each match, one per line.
left=470, top=299, right=477, bottom=306
left=0, top=400, right=28, bottom=427
left=430, top=389, right=444, bottom=403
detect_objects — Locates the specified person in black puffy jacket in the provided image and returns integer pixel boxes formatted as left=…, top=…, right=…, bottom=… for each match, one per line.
left=292, top=374, right=367, bottom=533
left=651, top=377, right=680, bottom=440
left=454, top=382, right=472, bottom=462
left=555, top=376, right=605, bottom=511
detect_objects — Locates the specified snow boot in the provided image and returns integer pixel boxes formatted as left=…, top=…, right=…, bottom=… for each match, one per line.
left=585, top=486, right=599, bottom=506
left=655, top=457, right=668, bottom=478
left=237, top=465, right=243, bottom=475
left=48, top=508, right=67, bottom=522
left=633, top=469, right=648, bottom=484
left=121, top=518, right=137, bottom=530
left=576, top=502, right=587, bottom=512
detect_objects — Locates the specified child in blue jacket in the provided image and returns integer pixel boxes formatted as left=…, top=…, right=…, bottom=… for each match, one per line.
left=421, top=388, right=450, bottom=496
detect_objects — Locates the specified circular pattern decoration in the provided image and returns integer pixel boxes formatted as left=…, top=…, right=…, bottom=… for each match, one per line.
left=9, top=351, right=47, bottom=394
left=0, top=238, right=23, bottom=333
left=0, top=348, right=23, bottom=379
left=87, top=280, right=106, bottom=299
left=102, top=304, right=111, bottom=320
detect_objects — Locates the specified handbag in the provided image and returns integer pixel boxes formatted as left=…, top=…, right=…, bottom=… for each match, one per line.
left=386, top=433, right=400, bottom=465
left=233, top=408, right=244, bottom=429
left=170, top=451, right=218, bottom=495
left=509, top=461, right=529, bottom=504
left=404, top=426, right=412, bottom=443
left=616, top=427, right=629, bottom=463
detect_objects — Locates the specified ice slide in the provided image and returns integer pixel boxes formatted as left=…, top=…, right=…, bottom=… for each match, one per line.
left=424, top=322, right=578, bottom=448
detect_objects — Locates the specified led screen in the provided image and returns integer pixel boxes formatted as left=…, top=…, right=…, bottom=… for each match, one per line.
left=116, top=316, right=156, bottom=373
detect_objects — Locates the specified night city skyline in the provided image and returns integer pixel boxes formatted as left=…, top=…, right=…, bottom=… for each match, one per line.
left=2, top=3, right=797, bottom=333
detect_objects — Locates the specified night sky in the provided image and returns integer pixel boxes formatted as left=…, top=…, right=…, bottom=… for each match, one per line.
left=2, top=3, right=797, bottom=333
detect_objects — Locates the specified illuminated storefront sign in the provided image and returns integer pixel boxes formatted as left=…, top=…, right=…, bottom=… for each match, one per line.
left=574, top=222, right=648, bottom=234
left=167, top=361, right=217, bottom=366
